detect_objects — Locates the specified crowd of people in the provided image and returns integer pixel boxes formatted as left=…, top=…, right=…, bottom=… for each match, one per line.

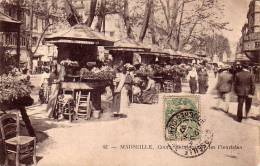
left=36, top=59, right=260, bottom=122
left=108, top=62, right=212, bottom=118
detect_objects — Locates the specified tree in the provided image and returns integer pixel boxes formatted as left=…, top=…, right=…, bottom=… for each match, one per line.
left=139, top=0, right=153, bottom=42
left=23, top=0, right=65, bottom=73
left=64, top=0, right=82, bottom=26
left=150, top=0, right=229, bottom=52
left=123, top=0, right=135, bottom=39
left=95, top=0, right=105, bottom=32
left=149, top=0, right=157, bottom=44
left=188, top=33, right=232, bottom=59
left=85, top=0, right=98, bottom=27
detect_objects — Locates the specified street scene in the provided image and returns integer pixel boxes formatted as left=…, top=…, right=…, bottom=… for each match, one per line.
left=0, top=0, right=260, bottom=166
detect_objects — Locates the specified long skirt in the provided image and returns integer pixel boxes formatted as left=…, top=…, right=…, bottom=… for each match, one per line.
left=112, top=92, right=121, bottom=114
left=142, top=88, right=157, bottom=104
left=47, top=83, right=60, bottom=118
left=189, top=78, right=197, bottom=94
left=174, top=82, right=182, bottom=93
left=198, top=79, right=208, bottom=94
left=112, top=87, right=128, bottom=115
left=120, top=87, right=129, bottom=114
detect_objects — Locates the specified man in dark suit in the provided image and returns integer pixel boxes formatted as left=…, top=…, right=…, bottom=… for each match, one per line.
left=234, top=64, right=255, bottom=122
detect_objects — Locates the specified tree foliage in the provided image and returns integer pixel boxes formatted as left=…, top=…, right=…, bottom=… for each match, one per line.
left=189, top=34, right=232, bottom=59
left=68, top=0, right=230, bottom=54
left=97, top=0, right=230, bottom=53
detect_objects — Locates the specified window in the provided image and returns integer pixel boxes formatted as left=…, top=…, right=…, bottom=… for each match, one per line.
left=33, top=16, right=38, bottom=30
left=6, top=34, right=11, bottom=46
left=21, top=37, right=26, bottom=47
left=32, top=37, right=38, bottom=46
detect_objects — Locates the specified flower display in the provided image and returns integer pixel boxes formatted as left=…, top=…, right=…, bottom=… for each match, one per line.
left=60, top=59, right=79, bottom=67
left=135, top=64, right=154, bottom=77
left=134, top=64, right=191, bottom=78
left=0, top=74, right=33, bottom=108
left=80, top=66, right=116, bottom=80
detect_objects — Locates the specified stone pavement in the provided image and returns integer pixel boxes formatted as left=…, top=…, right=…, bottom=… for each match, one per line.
left=24, top=73, right=260, bottom=166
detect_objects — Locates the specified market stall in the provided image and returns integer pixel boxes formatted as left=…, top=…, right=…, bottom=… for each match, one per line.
left=44, top=23, right=114, bottom=121
left=105, top=38, right=150, bottom=66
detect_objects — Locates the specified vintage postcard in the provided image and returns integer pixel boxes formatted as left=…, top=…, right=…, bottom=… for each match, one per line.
left=0, top=0, right=260, bottom=166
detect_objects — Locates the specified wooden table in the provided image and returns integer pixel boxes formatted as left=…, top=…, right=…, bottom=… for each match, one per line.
left=61, top=82, right=94, bottom=91
left=60, top=81, right=107, bottom=111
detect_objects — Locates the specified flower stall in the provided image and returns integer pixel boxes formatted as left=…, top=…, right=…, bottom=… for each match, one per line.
left=104, top=38, right=150, bottom=66
left=44, top=24, right=115, bottom=120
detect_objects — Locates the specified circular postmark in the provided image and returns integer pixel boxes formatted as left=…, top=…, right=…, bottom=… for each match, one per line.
left=165, top=109, right=213, bottom=158
left=166, top=109, right=201, bottom=141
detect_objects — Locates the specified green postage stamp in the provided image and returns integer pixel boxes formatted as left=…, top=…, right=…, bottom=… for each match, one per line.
left=164, top=96, right=201, bottom=141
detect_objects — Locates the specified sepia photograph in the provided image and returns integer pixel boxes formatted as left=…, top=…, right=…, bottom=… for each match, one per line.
left=0, top=0, right=259, bottom=165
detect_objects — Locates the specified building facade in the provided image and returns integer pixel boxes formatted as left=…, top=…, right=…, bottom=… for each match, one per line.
left=0, top=0, right=61, bottom=72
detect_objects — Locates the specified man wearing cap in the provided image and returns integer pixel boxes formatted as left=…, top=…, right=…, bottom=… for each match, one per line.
left=234, top=64, right=255, bottom=122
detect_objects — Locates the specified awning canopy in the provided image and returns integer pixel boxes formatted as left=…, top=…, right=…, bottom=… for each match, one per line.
left=139, top=51, right=169, bottom=57
left=0, top=11, right=21, bottom=32
left=44, top=24, right=114, bottom=46
left=105, top=38, right=150, bottom=52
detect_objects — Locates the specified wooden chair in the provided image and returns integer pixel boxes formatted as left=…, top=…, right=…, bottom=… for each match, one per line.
left=56, top=95, right=75, bottom=122
left=0, top=113, right=37, bottom=166
left=75, top=91, right=91, bottom=120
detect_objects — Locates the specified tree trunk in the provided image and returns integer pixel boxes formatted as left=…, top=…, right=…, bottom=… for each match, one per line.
left=64, top=0, right=80, bottom=26
left=167, top=0, right=179, bottom=49
left=123, top=0, right=134, bottom=39
left=175, top=1, right=185, bottom=50
left=16, top=0, right=21, bottom=69
left=27, top=1, right=34, bottom=74
left=95, top=0, right=105, bottom=32
left=179, top=20, right=198, bottom=51
left=150, top=0, right=157, bottom=45
left=139, top=0, right=153, bottom=42
left=85, top=0, right=97, bottom=27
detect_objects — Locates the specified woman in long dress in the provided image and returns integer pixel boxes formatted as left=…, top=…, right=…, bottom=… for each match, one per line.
left=112, top=67, right=128, bottom=117
left=142, top=75, right=157, bottom=104
left=47, top=65, right=65, bottom=118
left=174, top=70, right=183, bottom=93
left=187, top=67, right=198, bottom=94
left=198, top=68, right=209, bottom=94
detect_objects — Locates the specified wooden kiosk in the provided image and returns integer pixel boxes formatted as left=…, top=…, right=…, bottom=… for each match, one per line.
left=105, top=38, right=150, bottom=66
left=45, top=24, right=114, bottom=120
